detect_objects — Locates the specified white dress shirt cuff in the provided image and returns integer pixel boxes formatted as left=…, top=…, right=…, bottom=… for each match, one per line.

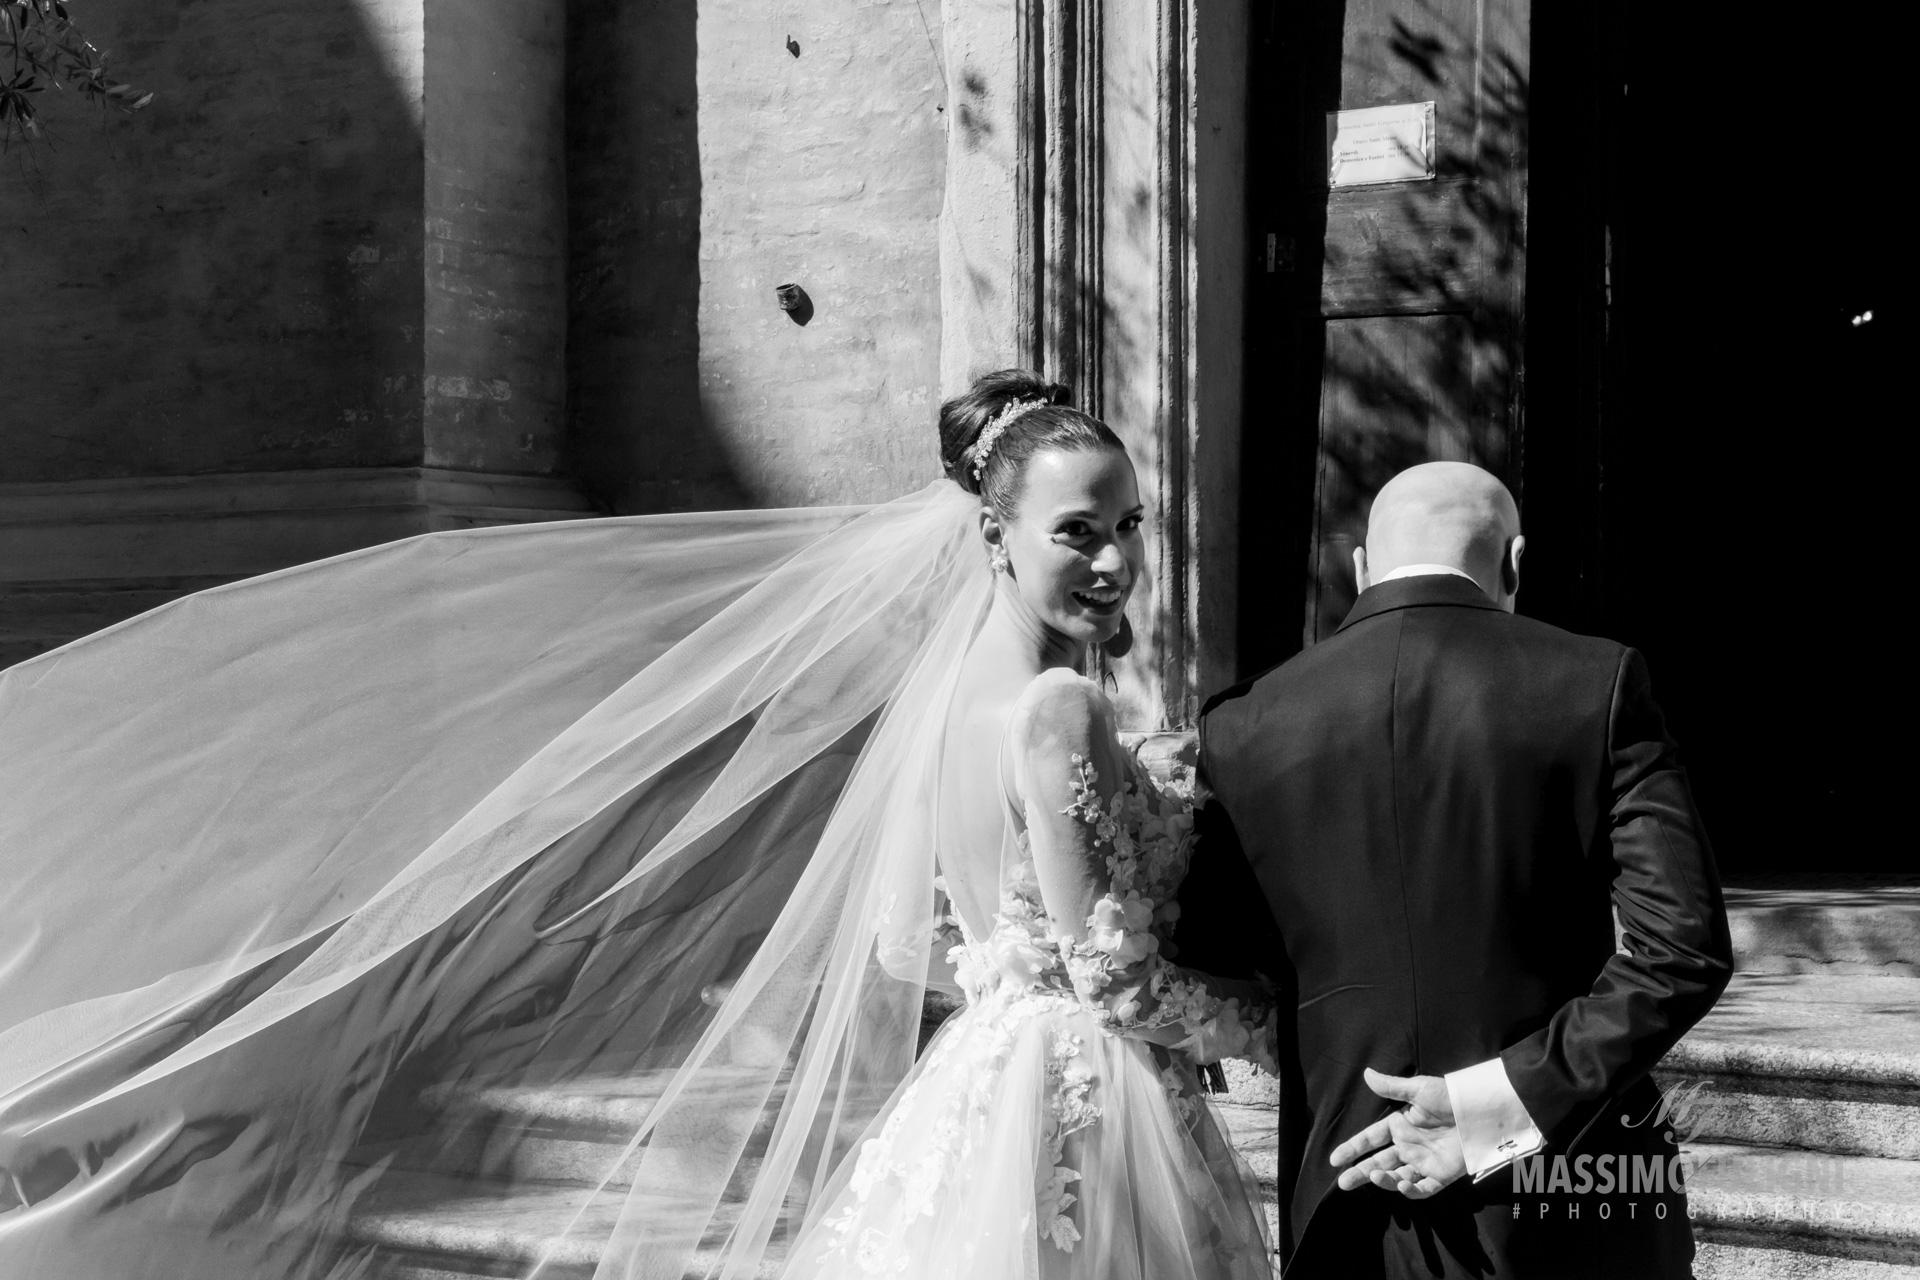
left=1446, top=1057, right=1545, bottom=1182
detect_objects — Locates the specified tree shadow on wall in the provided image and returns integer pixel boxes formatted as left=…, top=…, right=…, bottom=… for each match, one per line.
left=1304, top=0, right=1528, bottom=639
left=0, top=0, right=431, bottom=484
left=1037, top=180, right=1169, bottom=721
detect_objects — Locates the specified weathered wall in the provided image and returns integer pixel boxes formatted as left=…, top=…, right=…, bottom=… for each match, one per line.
left=937, top=0, right=1024, bottom=397
left=692, top=0, right=947, bottom=507
left=0, top=0, right=567, bottom=483
left=0, top=0, right=580, bottom=666
left=0, top=0, right=428, bottom=480
left=565, top=0, right=948, bottom=512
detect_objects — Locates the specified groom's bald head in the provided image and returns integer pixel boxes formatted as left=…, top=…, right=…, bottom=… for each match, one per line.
left=1360, top=462, right=1524, bottom=610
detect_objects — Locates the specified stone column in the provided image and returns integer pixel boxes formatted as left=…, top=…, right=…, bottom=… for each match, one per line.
left=422, top=0, right=568, bottom=475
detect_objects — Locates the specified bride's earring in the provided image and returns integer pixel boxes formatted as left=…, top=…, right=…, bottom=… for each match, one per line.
left=1089, top=614, right=1130, bottom=691
left=989, top=546, right=1011, bottom=575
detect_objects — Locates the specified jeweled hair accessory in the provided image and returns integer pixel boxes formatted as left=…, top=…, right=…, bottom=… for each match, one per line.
left=969, top=398, right=1047, bottom=483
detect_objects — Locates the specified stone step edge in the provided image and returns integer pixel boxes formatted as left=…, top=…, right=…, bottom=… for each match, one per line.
left=419, top=1066, right=791, bottom=1133
left=1662, top=1040, right=1920, bottom=1091
left=350, top=1210, right=603, bottom=1271
left=345, top=1181, right=786, bottom=1277
left=1694, top=1226, right=1920, bottom=1273
left=1682, top=1145, right=1920, bottom=1253
left=1690, top=1197, right=1920, bottom=1250
left=348, top=1195, right=1920, bottom=1275
left=345, top=1147, right=1920, bottom=1263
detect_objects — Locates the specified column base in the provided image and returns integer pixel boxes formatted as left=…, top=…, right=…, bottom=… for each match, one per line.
left=0, top=468, right=597, bottom=665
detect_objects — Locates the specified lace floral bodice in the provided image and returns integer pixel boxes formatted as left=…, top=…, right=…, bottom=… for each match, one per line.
left=940, top=748, right=1278, bottom=1071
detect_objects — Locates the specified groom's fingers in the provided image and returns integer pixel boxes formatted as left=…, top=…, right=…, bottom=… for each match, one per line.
left=1361, top=1067, right=1424, bottom=1105
left=1329, top=1116, right=1397, bottom=1168
left=1336, top=1150, right=1399, bottom=1190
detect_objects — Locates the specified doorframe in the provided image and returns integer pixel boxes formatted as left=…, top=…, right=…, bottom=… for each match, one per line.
left=937, top=0, right=1249, bottom=729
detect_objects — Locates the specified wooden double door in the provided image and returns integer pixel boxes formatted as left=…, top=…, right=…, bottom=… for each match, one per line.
left=1240, top=0, right=1541, bottom=667
left=1237, top=1, right=1904, bottom=874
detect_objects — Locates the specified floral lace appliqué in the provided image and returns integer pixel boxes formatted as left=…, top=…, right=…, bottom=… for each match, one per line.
left=1160, top=1061, right=1200, bottom=1127
left=1039, top=1028, right=1098, bottom=1252
left=1058, top=754, right=1280, bottom=1066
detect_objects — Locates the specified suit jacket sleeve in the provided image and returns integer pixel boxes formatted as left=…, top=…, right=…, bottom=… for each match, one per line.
left=1174, top=721, right=1287, bottom=981
left=1500, top=648, right=1734, bottom=1141
left=1183, top=718, right=1310, bottom=1258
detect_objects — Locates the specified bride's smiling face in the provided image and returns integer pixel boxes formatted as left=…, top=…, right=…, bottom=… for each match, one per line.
left=984, top=446, right=1145, bottom=649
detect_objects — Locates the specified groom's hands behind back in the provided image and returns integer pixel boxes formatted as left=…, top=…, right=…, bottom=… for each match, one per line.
left=1329, top=1067, right=1468, bottom=1199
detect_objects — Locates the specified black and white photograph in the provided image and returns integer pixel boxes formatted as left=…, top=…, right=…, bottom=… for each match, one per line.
left=0, top=1, right=1906, bottom=1277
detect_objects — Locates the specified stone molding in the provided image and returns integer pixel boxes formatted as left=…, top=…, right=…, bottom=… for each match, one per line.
left=0, top=467, right=596, bottom=585
left=0, top=468, right=595, bottom=664
left=1006, top=0, right=1246, bottom=725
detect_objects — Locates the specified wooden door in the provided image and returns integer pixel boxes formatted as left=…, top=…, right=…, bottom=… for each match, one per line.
left=1241, top=0, right=1530, bottom=656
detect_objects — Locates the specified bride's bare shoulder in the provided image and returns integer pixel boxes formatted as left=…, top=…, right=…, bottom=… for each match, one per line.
left=1008, top=668, right=1115, bottom=755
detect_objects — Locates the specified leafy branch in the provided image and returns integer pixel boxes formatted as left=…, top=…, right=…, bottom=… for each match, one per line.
left=2, top=0, right=150, bottom=152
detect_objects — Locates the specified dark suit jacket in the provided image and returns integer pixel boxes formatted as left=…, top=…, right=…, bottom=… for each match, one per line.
left=1175, top=574, right=1733, bottom=1279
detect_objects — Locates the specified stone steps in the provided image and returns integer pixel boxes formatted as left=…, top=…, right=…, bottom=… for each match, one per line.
left=1723, top=877, right=1920, bottom=978
left=1671, top=878, right=1920, bottom=1279
left=348, top=1174, right=628, bottom=1279
left=1688, top=1144, right=1920, bottom=1278
left=337, top=1065, right=867, bottom=1278
left=1658, top=973, right=1920, bottom=1162
left=1692, top=1249, right=1920, bottom=1280
left=339, top=876, right=1918, bottom=1277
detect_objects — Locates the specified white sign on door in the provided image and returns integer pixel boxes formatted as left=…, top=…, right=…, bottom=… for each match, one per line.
left=1327, top=102, right=1436, bottom=188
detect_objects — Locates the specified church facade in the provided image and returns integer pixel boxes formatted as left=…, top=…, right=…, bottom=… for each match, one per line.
left=0, top=0, right=1888, bottom=873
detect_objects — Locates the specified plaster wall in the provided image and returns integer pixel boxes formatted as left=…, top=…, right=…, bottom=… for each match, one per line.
left=8, top=0, right=947, bottom=510
left=565, top=0, right=948, bottom=512
left=937, top=0, right=1024, bottom=397
left=1, top=0, right=567, bottom=484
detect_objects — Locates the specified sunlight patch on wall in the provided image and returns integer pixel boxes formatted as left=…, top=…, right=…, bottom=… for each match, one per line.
left=352, top=0, right=426, bottom=130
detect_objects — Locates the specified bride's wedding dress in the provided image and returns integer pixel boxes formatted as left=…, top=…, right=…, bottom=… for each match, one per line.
left=0, top=481, right=1269, bottom=1280
left=791, top=732, right=1274, bottom=1279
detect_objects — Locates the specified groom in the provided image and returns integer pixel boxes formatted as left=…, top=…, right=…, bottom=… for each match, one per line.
left=1178, top=462, right=1732, bottom=1278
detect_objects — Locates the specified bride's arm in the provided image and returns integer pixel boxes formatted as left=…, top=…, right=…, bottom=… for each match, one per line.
left=1008, top=668, right=1128, bottom=951
left=1010, top=671, right=1215, bottom=1046
left=1012, top=670, right=1279, bottom=1065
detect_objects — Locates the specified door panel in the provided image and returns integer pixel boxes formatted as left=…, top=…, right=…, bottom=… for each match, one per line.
left=1244, top=0, right=1530, bottom=649
left=1308, top=313, right=1488, bottom=636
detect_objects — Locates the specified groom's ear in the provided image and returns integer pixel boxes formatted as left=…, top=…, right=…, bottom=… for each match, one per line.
left=1501, top=535, right=1525, bottom=604
left=1353, top=545, right=1373, bottom=595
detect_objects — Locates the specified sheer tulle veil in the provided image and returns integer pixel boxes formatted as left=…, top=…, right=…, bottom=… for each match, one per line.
left=0, top=480, right=995, bottom=1279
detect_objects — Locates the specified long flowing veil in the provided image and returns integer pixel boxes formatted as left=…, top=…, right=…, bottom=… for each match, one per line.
left=0, top=480, right=991, bottom=1279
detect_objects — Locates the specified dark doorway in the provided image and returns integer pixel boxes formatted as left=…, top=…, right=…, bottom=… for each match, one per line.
left=1239, top=3, right=1903, bottom=873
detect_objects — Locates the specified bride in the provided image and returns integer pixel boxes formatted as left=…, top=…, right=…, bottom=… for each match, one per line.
left=0, top=371, right=1274, bottom=1279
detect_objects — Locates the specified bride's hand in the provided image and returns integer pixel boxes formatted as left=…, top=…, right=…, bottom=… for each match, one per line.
left=1328, top=1067, right=1467, bottom=1199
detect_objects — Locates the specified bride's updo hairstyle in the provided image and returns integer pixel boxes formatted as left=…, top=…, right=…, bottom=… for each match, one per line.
left=938, top=368, right=1126, bottom=518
